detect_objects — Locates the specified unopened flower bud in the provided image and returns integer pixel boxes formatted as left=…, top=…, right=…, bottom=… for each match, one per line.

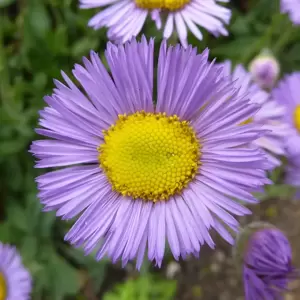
left=234, top=222, right=298, bottom=300
left=249, top=50, right=280, bottom=90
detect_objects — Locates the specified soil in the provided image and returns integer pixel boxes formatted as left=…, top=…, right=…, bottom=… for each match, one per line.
left=174, top=197, right=300, bottom=300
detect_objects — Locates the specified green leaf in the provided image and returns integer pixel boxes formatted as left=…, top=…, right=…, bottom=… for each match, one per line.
left=38, top=211, right=56, bottom=238
left=6, top=203, right=29, bottom=232
left=63, top=246, right=108, bottom=293
left=20, top=235, right=38, bottom=261
left=0, top=140, right=26, bottom=156
left=25, top=1, right=51, bottom=38
left=211, top=36, right=259, bottom=61
left=71, top=37, right=99, bottom=57
left=48, top=253, right=81, bottom=299
left=103, top=275, right=176, bottom=300
left=0, top=221, right=11, bottom=243
left=0, top=0, right=15, bottom=8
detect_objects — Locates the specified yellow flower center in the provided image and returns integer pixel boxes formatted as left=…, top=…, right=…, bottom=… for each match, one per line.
left=0, top=272, right=7, bottom=300
left=135, top=0, right=190, bottom=11
left=294, top=105, right=300, bottom=133
left=240, top=118, right=253, bottom=126
left=99, top=111, right=200, bottom=202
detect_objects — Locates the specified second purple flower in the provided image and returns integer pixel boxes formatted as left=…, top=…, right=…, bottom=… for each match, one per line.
left=80, top=0, right=231, bottom=46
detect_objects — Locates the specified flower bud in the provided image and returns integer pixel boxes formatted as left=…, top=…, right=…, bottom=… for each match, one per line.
left=234, top=222, right=298, bottom=300
left=249, top=50, right=280, bottom=90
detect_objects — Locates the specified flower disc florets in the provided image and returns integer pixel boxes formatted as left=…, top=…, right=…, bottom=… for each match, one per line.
left=294, top=105, right=300, bottom=133
left=0, top=272, right=7, bottom=300
left=99, top=111, right=200, bottom=201
left=135, top=0, right=190, bottom=11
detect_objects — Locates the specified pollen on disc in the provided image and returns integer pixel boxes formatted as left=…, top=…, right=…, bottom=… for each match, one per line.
left=98, top=111, right=200, bottom=202
left=0, top=273, right=7, bottom=300
left=135, top=0, right=190, bottom=11
left=294, top=105, right=300, bottom=133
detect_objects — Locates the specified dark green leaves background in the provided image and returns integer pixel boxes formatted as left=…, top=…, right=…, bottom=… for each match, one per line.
left=0, top=0, right=299, bottom=299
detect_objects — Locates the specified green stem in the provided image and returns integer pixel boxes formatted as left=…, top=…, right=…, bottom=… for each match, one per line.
left=0, top=14, right=9, bottom=105
left=273, top=24, right=295, bottom=55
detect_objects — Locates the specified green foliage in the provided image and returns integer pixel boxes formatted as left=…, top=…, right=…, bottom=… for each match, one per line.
left=1, top=0, right=300, bottom=299
left=0, top=191, right=108, bottom=299
left=103, top=275, right=176, bottom=300
left=204, top=0, right=300, bottom=71
left=0, top=1, right=109, bottom=298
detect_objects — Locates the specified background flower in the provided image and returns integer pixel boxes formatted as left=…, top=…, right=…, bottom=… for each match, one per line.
left=272, top=73, right=300, bottom=141
left=220, top=61, right=290, bottom=169
left=281, top=0, right=300, bottom=25
left=272, top=73, right=300, bottom=190
left=158, top=0, right=231, bottom=47
left=80, top=0, right=231, bottom=46
left=0, top=243, right=32, bottom=300
left=80, top=0, right=159, bottom=44
left=242, top=226, right=297, bottom=300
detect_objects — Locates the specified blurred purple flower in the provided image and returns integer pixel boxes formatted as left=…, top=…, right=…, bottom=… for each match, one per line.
left=243, top=228, right=297, bottom=300
left=220, top=61, right=290, bottom=169
left=0, top=243, right=32, bottom=300
left=281, top=0, right=300, bottom=25
left=31, top=38, right=270, bottom=269
left=249, top=51, right=280, bottom=90
left=272, top=72, right=300, bottom=190
left=284, top=136, right=300, bottom=196
left=79, top=0, right=231, bottom=47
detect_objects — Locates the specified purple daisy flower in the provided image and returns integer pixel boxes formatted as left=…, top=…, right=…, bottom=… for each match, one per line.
left=242, top=227, right=297, bottom=300
left=31, top=37, right=270, bottom=269
left=272, top=72, right=300, bottom=189
left=281, top=0, right=300, bottom=25
left=220, top=61, right=289, bottom=169
left=0, top=243, right=32, bottom=300
left=80, top=0, right=231, bottom=47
